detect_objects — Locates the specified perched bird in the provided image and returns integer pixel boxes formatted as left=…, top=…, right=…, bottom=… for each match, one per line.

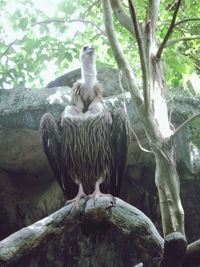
left=39, top=45, right=130, bottom=207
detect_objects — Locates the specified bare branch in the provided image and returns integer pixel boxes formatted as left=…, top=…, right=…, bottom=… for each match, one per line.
left=83, top=0, right=101, bottom=17
left=71, top=19, right=105, bottom=35
left=174, top=17, right=200, bottom=27
left=184, top=0, right=197, bottom=15
left=118, top=70, right=151, bottom=153
left=166, top=35, right=200, bottom=47
left=128, top=0, right=150, bottom=112
left=110, top=0, right=135, bottom=35
left=27, top=18, right=106, bottom=36
left=131, top=128, right=153, bottom=153
left=102, top=0, right=143, bottom=107
left=147, top=0, right=160, bottom=35
left=0, top=18, right=105, bottom=60
left=0, top=40, right=16, bottom=61
left=172, top=113, right=200, bottom=138
left=156, top=0, right=182, bottom=59
left=0, top=197, right=163, bottom=266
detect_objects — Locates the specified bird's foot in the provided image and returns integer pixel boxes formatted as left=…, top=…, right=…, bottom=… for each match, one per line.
left=65, top=193, right=87, bottom=209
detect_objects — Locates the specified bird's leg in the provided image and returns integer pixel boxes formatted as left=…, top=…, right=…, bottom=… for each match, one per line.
left=89, top=181, right=112, bottom=198
left=65, top=184, right=87, bottom=209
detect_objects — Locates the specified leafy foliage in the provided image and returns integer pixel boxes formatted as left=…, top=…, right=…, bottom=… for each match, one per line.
left=0, top=0, right=199, bottom=91
left=163, top=47, right=195, bottom=89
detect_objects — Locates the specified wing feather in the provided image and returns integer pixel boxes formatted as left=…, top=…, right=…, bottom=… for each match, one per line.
left=39, top=113, right=63, bottom=190
left=39, top=113, right=78, bottom=199
left=60, top=117, right=79, bottom=199
left=110, top=108, right=130, bottom=196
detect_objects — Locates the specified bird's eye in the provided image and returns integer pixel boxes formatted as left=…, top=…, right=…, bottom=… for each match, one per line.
left=83, top=46, right=88, bottom=51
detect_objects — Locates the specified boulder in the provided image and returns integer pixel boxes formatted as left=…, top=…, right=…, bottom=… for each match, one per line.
left=46, top=65, right=129, bottom=97
left=0, top=85, right=199, bottom=176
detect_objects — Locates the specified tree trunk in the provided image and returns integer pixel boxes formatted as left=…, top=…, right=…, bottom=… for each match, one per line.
left=102, top=0, right=187, bottom=265
left=155, top=150, right=184, bottom=236
left=142, top=38, right=186, bottom=266
left=144, top=56, right=185, bottom=238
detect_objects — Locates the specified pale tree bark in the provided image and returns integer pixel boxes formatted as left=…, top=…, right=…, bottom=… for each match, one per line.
left=1, top=196, right=199, bottom=266
left=102, top=0, right=192, bottom=266
left=0, top=197, right=164, bottom=267
left=110, top=0, right=134, bottom=35
left=166, top=35, right=200, bottom=47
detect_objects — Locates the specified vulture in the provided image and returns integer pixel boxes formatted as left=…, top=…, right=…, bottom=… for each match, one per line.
left=39, top=45, right=130, bottom=207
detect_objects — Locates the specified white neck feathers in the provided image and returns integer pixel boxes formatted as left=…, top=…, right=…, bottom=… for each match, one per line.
left=81, top=60, right=97, bottom=89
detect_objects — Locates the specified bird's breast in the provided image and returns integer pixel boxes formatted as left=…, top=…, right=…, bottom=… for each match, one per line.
left=61, top=113, right=113, bottom=193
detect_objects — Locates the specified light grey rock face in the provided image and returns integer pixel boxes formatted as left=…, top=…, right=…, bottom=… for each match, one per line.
left=0, top=128, right=52, bottom=179
left=0, top=87, right=151, bottom=175
left=0, top=86, right=199, bottom=175
left=47, top=65, right=128, bottom=97
left=172, top=96, right=200, bottom=175
left=0, top=67, right=200, bottom=267
left=0, top=87, right=71, bottom=130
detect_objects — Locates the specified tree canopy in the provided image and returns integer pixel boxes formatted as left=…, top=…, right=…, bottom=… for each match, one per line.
left=0, top=0, right=199, bottom=93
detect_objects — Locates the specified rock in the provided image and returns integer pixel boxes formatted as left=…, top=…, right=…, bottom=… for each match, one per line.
left=46, top=65, right=129, bottom=97
left=172, top=96, right=200, bottom=174
left=0, top=87, right=199, bottom=175
left=0, top=128, right=50, bottom=178
left=0, top=87, right=152, bottom=175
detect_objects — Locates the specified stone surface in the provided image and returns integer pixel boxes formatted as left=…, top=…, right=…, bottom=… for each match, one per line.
left=0, top=87, right=151, bottom=174
left=0, top=87, right=199, bottom=175
left=46, top=65, right=129, bottom=97
left=0, top=66, right=200, bottom=267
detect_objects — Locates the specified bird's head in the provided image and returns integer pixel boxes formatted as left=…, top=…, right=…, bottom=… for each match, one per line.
left=80, top=44, right=96, bottom=66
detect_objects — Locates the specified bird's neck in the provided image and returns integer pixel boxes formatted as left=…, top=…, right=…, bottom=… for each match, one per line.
left=81, top=61, right=97, bottom=90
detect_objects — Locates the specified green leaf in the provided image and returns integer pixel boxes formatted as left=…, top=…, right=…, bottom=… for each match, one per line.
left=19, top=17, right=28, bottom=30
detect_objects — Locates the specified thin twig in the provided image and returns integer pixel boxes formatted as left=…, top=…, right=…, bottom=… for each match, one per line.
left=174, top=17, right=200, bottom=27
left=118, top=70, right=128, bottom=113
left=118, top=70, right=152, bottom=153
left=131, top=128, right=153, bottom=153
left=184, top=0, right=197, bottom=17
left=0, top=18, right=105, bottom=60
left=156, top=0, right=182, bottom=59
left=26, top=19, right=105, bottom=36
left=0, top=41, right=16, bottom=61
left=128, top=0, right=150, bottom=112
left=166, top=35, right=200, bottom=47
left=172, top=113, right=200, bottom=138
left=83, top=0, right=100, bottom=17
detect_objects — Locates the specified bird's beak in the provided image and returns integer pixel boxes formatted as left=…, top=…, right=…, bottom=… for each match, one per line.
left=88, top=45, right=95, bottom=53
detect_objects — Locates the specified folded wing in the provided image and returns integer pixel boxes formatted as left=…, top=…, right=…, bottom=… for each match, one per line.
left=110, top=108, right=130, bottom=196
